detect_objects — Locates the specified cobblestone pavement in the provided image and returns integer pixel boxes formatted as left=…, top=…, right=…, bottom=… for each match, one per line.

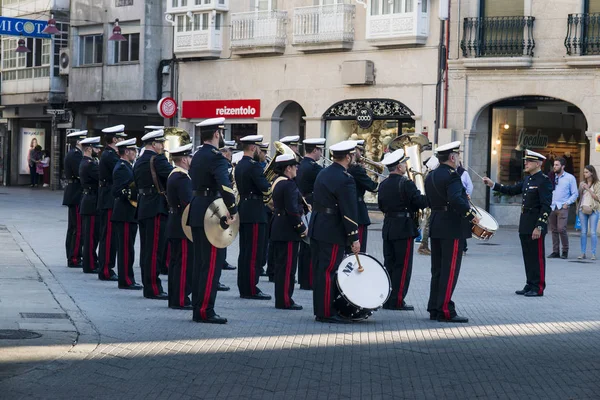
left=1, top=187, right=599, bottom=399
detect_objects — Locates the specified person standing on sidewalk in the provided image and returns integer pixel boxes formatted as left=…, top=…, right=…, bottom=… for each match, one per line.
left=63, top=130, right=87, bottom=268
left=417, top=155, right=439, bottom=256
left=577, top=165, right=600, bottom=260
left=79, top=137, right=103, bottom=274
left=548, top=157, right=578, bottom=259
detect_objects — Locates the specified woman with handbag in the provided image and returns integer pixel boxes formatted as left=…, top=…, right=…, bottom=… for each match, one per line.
left=577, top=165, right=600, bottom=260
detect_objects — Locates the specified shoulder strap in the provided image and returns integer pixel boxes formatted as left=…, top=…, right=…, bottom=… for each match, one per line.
left=150, top=155, right=170, bottom=206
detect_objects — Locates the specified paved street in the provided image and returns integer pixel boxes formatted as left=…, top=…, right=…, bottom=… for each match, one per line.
left=1, top=187, right=599, bottom=399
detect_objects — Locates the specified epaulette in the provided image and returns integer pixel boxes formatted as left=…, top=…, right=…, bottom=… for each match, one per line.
left=120, top=161, right=125, bottom=166
left=308, top=159, right=315, bottom=164
left=249, top=159, right=257, bottom=164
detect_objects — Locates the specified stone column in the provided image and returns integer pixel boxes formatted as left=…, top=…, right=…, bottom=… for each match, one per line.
left=303, top=116, right=324, bottom=139
left=256, top=117, right=282, bottom=156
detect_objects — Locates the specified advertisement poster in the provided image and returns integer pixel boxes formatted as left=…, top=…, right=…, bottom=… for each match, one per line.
left=20, top=127, right=45, bottom=175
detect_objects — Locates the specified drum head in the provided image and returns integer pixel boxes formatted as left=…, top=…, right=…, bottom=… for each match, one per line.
left=336, top=253, right=391, bottom=310
left=475, top=207, right=499, bottom=230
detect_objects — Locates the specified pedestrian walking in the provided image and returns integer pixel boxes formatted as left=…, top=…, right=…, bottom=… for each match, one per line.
left=547, top=157, right=578, bottom=259
left=577, top=165, right=600, bottom=260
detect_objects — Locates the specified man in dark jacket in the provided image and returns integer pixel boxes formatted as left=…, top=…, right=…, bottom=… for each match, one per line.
left=79, top=137, right=103, bottom=274
left=63, top=130, right=87, bottom=268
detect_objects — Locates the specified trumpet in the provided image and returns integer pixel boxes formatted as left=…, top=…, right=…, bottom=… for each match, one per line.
left=358, top=156, right=385, bottom=175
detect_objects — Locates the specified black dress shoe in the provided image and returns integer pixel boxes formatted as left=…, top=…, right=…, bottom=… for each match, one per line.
left=159, top=268, right=169, bottom=275
left=170, top=304, right=193, bottom=310
left=524, top=290, right=543, bottom=297
left=561, top=252, right=568, bottom=259
left=277, top=304, right=303, bottom=310
left=515, top=286, right=531, bottom=295
left=383, top=303, right=415, bottom=311
left=315, top=315, right=351, bottom=324
left=193, top=314, right=227, bottom=324
left=67, top=263, right=82, bottom=268
left=217, top=283, right=230, bottom=291
left=99, top=274, right=119, bottom=282
left=119, top=283, right=143, bottom=290
left=222, top=263, right=236, bottom=271
left=83, top=268, right=99, bottom=274
left=437, top=315, right=469, bottom=323
left=547, top=252, right=560, bottom=258
left=241, top=292, right=272, bottom=300
left=145, top=292, right=169, bottom=300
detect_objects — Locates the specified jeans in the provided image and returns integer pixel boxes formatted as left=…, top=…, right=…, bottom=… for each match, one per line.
left=29, top=165, right=38, bottom=186
left=579, top=210, right=599, bottom=255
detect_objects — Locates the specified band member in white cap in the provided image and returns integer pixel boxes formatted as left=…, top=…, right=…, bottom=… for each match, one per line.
left=484, top=149, right=552, bottom=297
left=258, top=141, right=274, bottom=281
left=97, top=125, right=127, bottom=282
left=279, top=135, right=301, bottom=156
left=235, top=135, right=272, bottom=300
left=379, top=149, right=427, bottom=311
left=134, top=129, right=173, bottom=300
left=296, top=138, right=326, bottom=290
left=79, top=137, right=103, bottom=274
left=425, top=141, right=479, bottom=323
left=310, top=140, right=360, bottom=324
left=63, top=130, right=87, bottom=269
left=112, top=138, right=142, bottom=290
left=219, top=140, right=237, bottom=273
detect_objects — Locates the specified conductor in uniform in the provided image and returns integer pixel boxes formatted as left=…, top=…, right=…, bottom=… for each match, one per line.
left=295, top=138, right=325, bottom=290
left=378, top=149, right=427, bottom=311
left=483, top=150, right=552, bottom=297
left=97, top=125, right=127, bottom=282
left=234, top=135, right=272, bottom=300
left=310, top=140, right=360, bottom=324
left=425, top=141, right=479, bottom=323
left=111, top=138, right=142, bottom=290
left=79, top=137, right=103, bottom=274
left=188, top=118, right=237, bottom=324
left=63, top=130, right=87, bottom=269
left=166, top=144, right=194, bottom=309
left=134, top=129, right=173, bottom=300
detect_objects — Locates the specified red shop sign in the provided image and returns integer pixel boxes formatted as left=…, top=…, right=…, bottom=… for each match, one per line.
left=182, top=99, right=261, bottom=119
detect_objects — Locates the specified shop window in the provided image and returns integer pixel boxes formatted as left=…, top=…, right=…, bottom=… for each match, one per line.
left=79, top=34, right=104, bottom=65
left=113, top=33, right=140, bottom=63
left=481, top=0, right=524, bottom=17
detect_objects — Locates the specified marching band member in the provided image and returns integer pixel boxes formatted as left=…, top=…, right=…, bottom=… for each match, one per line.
left=279, top=135, right=301, bottom=155
left=189, top=118, right=237, bottom=324
left=348, top=140, right=379, bottom=253
left=378, top=149, right=427, bottom=311
left=139, top=126, right=164, bottom=159
left=134, top=129, right=173, bottom=300
left=234, top=135, right=272, bottom=300
left=79, top=137, right=103, bottom=274
left=112, top=138, right=142, bottom=290
left=425, top=142, right=479, bottom=323
left=271, top=154, right=307, bottom=310
left=310, top=140, right=360, bottom=324
left=259, top=141, right=275, bottom=281
left=63, top=130, right=87, bottom=269
left=295, top=138, right=326, bottom=290
left=219, top=141, right=237, bottom=273
left=166, top=144, right=195, bottom=309
left=97, top=125, right=127, bottom=282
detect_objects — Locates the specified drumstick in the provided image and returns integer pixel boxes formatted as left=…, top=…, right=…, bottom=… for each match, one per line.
left=355, top=253, right=364, bottom=273
left=467, top=166, right=485, bottom=181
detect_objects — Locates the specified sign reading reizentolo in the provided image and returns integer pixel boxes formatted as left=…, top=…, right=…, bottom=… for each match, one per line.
left=517, top=128, right=549, bottom=149
left=182, top=100, right=261, bottom=119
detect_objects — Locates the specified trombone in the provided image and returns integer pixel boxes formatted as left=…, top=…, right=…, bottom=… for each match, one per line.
left=322, top=153, right=387, bottom=178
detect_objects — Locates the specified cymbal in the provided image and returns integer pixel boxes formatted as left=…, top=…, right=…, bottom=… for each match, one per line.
left=204, top=198, right=239, bottom=248
left=181, top=204, right=193, bottom=242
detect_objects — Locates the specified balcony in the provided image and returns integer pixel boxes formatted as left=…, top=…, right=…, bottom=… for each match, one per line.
left=174, top=28, right=223, bottom=58
left=366, top=1, right=429, bottom=47
left=166, top=0, right=228, bottom=14
left=292, top=4, right=355, bottom=53
left=230, top=10, right=287, bottom=56
left=565, top=13, right=600, bottom=66
left=460, top=16, right=535, bottom=68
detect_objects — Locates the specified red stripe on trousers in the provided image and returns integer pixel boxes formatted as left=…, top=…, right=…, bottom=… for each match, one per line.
left=124, top=223, right=132, bottom=286
left=442, top=239, right=460, bottom=320
left=103, top=209, right=113, bottom=277
left=324, top=244, right=339, bottom=318
left=284, top=242, right=293, bottom=308
left=358, top=226, right=364, bottom=244
left=201, top=245, right=217, bottom=320
left=89, top=216, right=95, bottom=270
left=250, top=223, right=258, bottom=295
left=72, top=205, right=82, bottom=263
left=166, top=242, right=171, bottom=271
left=150, top=216, right=160, bottom=295
left=538, top=238, right=545, bottom=294
left=180, top=239, right=188, bottom=307
left=397, top=237, right=413, bottom=307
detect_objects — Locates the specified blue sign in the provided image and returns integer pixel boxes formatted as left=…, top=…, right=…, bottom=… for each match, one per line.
left=0, top=17, right=51, bottom=39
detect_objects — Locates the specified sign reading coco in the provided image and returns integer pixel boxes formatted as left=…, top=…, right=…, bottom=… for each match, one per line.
left=0, top=17, right=51, bottom=39
left=182, top=100, right=261, bottom=119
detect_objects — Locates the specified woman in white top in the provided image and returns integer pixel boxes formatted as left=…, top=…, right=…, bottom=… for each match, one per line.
left=577, top=165, right=600, bottom=260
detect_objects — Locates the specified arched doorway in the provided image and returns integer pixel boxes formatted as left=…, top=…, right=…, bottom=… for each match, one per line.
left=271, top=101, right=306, bottom=144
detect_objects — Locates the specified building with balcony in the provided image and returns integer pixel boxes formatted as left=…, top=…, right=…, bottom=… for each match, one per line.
left=447, top=0, right=600, bottom=226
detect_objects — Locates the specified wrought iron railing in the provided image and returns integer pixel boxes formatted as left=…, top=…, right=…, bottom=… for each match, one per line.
left=231, top=10, right=287, bottom=49
left=565, top=13, right=600, bottom=55
left=461, top=16, right=535, bottom=57
left=293, top=4, right=355, bottom=45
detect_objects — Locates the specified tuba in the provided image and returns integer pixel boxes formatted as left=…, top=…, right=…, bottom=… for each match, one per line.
left=264, top=141, right=298, bottom=184
left=388, top=133, right=430, bottom=195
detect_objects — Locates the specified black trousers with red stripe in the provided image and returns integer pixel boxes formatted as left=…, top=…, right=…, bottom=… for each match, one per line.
left=82, top=214, right=99, bottom=273
left=98, top=209, right=118, bottom=279
left=427, top=238, right=464, bottom=319
left=192, top=227, right=224, bottom=320
left=520, top=234, right=546, bottom=294
left=139, top=215, right=166, bottom=297
left=311, top=239, right=345, bottom=318
left=114, top=222, right=138, bottom=288
left=65, top=205, right=83, bottom=267
left=273, top=241, right=299, bottom=309
left=383, top=237, right=414, bottom=309
left=297, top=241, right=313, bottom=290
left=237, top=223, right=267, bottom=296
left=358, top=225, right=368, bottom=253
left=265, top=240, right=275, bottom=279
left=168, top=238, right=193, bottom=308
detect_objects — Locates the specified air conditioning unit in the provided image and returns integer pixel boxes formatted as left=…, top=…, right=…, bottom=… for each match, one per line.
left=59, top=48, right=70, bottom=75
left=341, top=60, right=375, bottom=86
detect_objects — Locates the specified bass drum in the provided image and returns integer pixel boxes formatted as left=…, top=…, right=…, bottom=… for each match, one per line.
left=335, top=253, right=391, bottom=320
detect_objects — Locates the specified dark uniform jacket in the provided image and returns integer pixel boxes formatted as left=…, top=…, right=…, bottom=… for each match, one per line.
left=493, top=170, right=552, bottom=234
left=98, top=147, right=120, bottom=211
left=133, top=149, right=173, bottom=221
left=234, top=156, right=271, bottom=224
left=270, top=176, right=307, bottom=242
left=111, top=160, right=137, bottom=223
left=166, top=167, right=193, bottom=239
left=62, top=147, right=83, bottom=206
left=425, top=163, right=476, bottom=239
left=348, top=163, right=379, bottom=225
left=79, top=156, right=99, bottom=216
left=296, top=157, right=323, bottom=205
left=309, top=162, right=359, bottom=246
left=378, top=174, right=428, bottom=240
left=188, top=144, right=237, bottom=227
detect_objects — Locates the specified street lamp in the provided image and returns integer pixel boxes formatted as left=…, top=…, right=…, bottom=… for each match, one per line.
left=15, top=36, right=30, bottom=53
left=109, top=19, right=127, bottom=42
left=42, top=14, right=61, bottom=35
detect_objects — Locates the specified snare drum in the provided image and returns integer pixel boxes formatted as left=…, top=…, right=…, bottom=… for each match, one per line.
left=335, top=253, right=391, bottom=320
left=471, top=206, right=499, bottom=241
